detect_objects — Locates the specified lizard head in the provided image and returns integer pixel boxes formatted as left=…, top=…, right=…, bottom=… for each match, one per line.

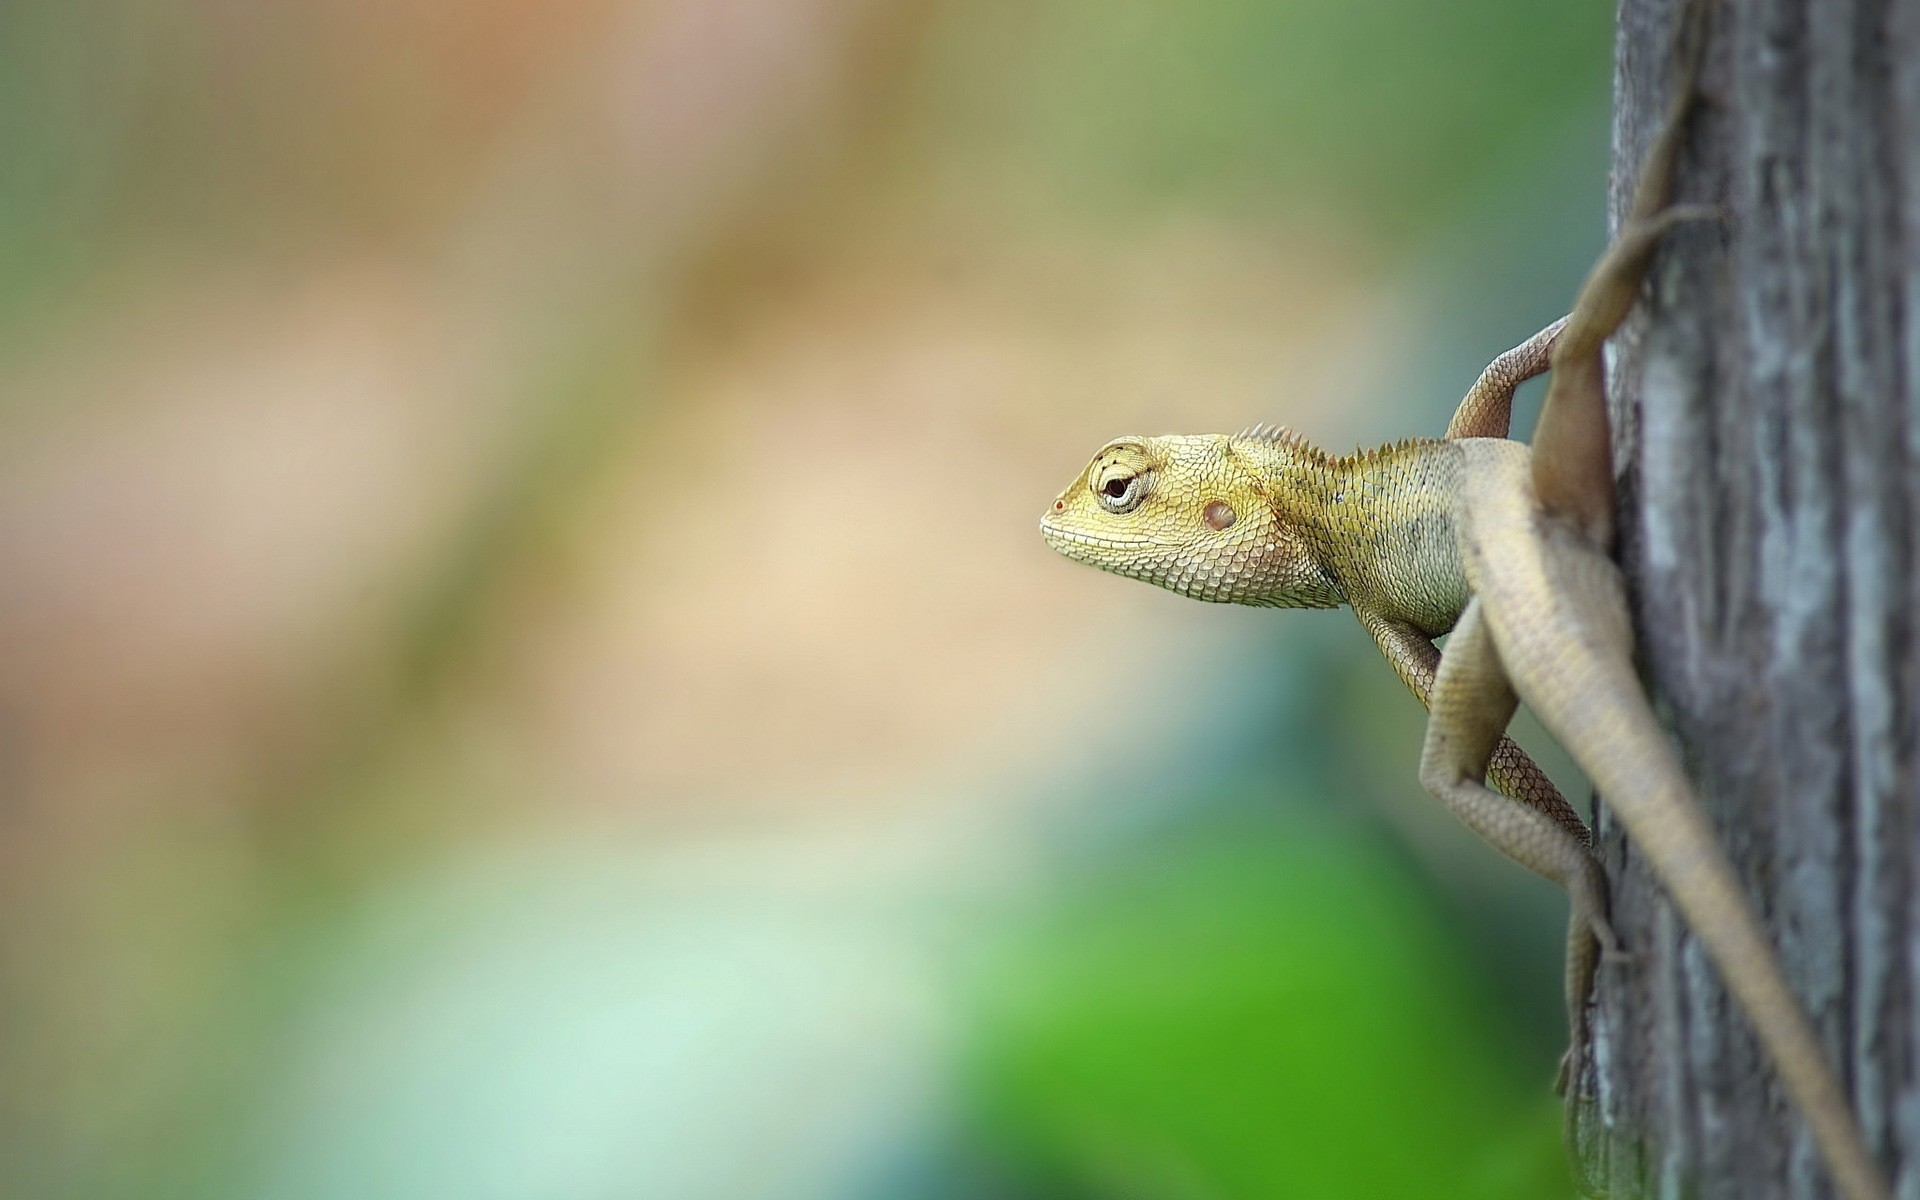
left=1039, top=433, right=1339, bottom=607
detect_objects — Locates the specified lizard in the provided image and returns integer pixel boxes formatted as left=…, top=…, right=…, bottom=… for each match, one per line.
left=1036, top=5, right=1888, bottom=1199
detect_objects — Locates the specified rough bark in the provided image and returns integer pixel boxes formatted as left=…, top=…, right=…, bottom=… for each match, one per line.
left=1574, top=1, right=1919, bottom=1196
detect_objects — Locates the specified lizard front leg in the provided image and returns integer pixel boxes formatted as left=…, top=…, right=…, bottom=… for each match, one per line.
left=1358, top=611, right=1589, bottom=844
left=1443, top=316, right=1569, bottom=441
left=1412, top=597, right=1616, bottom=1097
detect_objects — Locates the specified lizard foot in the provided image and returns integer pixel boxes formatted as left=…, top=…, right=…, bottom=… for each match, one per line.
left=1590, top=911, right=1633, bottom=965
left=1554, top=1048, right=1579, bottom=1099
left=1555, top=1037, right=1602, bottom=1102
left=1626, top=201, right=1722, bottom=238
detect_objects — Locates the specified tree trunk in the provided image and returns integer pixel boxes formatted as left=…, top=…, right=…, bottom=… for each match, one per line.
left=1578, top=0, right=1918, bottom=1196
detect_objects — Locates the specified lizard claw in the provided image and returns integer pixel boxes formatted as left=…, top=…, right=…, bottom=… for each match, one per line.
left=1630, top=202, right=1724, bottom=239
left=1590, top=913, right=1631, bottom=964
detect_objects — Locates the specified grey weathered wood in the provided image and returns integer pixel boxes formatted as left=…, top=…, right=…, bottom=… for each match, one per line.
left=1573, top=1, right=1918, bottom=1196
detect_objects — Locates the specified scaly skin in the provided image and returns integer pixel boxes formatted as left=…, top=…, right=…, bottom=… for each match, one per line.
left=1040, top=395, right=1612, bottom=1072
left=1040, top=3, right=1887, bottom=1197
left=1041, top=424, right=1587, bottom=844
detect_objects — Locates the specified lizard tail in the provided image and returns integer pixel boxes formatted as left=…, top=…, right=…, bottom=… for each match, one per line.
left=1482, top=540, right=1889, bottom=1200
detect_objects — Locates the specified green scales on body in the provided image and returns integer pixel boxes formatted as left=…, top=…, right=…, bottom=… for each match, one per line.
left=1038, top=4, right=1888, bottom=1199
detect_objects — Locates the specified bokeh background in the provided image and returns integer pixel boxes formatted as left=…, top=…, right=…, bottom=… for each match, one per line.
left=0, top=2, right=1615, bottom=1197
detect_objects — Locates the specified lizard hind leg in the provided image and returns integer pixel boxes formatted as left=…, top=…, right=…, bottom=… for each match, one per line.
left=1531, top=202, right=1719, bottom=547
left=1467, top=521, right=1891, bottom=1200
left=1357, top=611, right=1593, bottom=844
left=1415, top=596, right=1615, bottom=1096
left=1530, top=0, right=1718, bottom=548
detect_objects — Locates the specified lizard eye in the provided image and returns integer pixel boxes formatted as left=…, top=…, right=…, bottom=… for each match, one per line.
left=1094, top=471, right=1145, bottom=514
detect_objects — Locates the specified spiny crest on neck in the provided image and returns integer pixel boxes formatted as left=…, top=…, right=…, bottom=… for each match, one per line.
left=1235, top=422, right=1331, bottom=465
left=1340, top=434, right=1443, bottom=470
left=1236, top=421, right=1441, bottom=471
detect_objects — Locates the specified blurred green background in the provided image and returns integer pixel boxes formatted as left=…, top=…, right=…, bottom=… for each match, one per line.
left=0, top=1, right=1612, bottom=1197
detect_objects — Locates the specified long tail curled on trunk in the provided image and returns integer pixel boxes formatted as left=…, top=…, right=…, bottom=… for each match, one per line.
left=1477, top=531, right=1889, bottom=1200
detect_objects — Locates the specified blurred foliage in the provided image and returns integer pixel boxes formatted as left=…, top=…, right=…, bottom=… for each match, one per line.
left=957, top=808, right=1567, bottom=1200
left=0, top=1, right=1613, bottom=1198
left=895, top=0, right=1609, bottom=240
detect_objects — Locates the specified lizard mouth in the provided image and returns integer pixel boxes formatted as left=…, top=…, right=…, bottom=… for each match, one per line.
left=1037, top=516, right=1159, bottom=553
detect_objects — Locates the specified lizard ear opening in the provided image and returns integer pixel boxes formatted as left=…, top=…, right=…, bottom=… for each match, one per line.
left=1203, top=500, right=1237, bottom=530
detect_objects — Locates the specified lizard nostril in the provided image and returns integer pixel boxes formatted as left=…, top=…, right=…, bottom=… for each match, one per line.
left=1054, top=499, right=1065, bottom=511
